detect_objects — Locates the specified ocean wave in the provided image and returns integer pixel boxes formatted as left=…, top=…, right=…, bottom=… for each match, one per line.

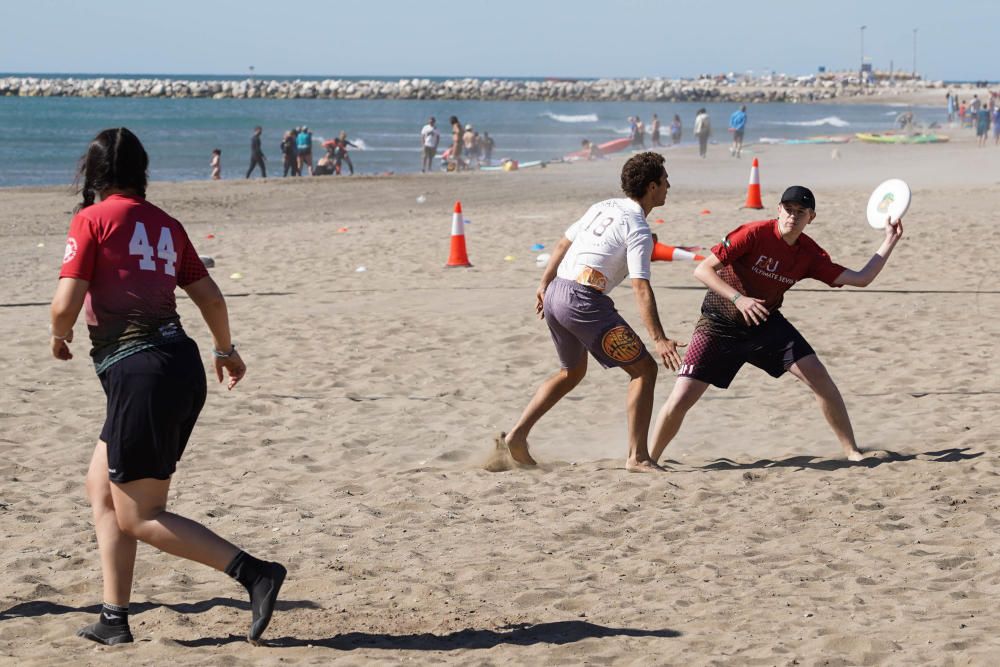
left=542, top=111, right=598, bottom=123
left=765, top=116, right=851, bottom=128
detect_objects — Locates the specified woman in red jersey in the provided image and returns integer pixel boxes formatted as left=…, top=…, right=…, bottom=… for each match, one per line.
left=50, top=128, right=285, bottom=646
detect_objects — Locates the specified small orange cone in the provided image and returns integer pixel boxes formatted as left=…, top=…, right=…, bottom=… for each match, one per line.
left=445, top=201, right=472, bottom=267
left=652, top=241, right=705, bottom=262
left=742, top=158, right=764, bottom=209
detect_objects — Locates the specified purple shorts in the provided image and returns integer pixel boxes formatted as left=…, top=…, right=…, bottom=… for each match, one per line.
left=543, top=278, right=649, bottom=369
left=678, top=310, right=814, bottom=388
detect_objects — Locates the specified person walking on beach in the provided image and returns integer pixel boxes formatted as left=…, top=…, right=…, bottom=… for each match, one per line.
left=729, top=105, right=747, bottom=158
left=993, top=105, right=1000, bottom=146
left=649, top=186, right=904, bottom=464
left=635, top=116, right=646, bottom=148
left=651, top=113, right=662, bottom=147
left=497, top=152, right=685, bottom=473
left=694, top=108, right=711, bottom=158
left=420, top=116, right=440, bottom=172
left=50, top=128, right=286, bottom=646
left=246, top=126, right=266, bottom=179
left=210, top=149, right=221, bottom=180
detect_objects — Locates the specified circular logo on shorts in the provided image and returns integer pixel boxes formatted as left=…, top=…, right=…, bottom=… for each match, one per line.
left=601, top=325, right=643, bottom=364
left=63, top=237, right=78, bottom=264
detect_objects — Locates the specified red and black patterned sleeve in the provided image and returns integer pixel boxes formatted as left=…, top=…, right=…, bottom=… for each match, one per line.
left=175, top=228, right=209, bottom=287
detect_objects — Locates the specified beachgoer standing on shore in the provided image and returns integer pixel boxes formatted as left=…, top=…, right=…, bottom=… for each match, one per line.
left=420, top=116, right=440, bottom=173
left=993, top=105, right=1000, bottom=146
left=651, top=114, right=662, bottom=147
left=52, top=127, right=286, bottom=646
left=296, top=126, right=313, bottom=176
left=670, top=114, right=682, bottom=145
left=463, top=124, right=478, bottom=168
left=210, top=149, right=221, bottom=180
left=281, top=130, right=299, bottom=177
left=497, top=152, right=685, bottom=473
left=449, top=116, right=464, bottom=171
left=482, top=131, right=495, bottom=164
left=946, top=91, right=956, bottom=124
left=628, top=116, right=639, bottom=148
left=635, top=116, right=646, bottom=148
left=694, top=108, right=711, bottom=158
left=729, top=105, right=747, bottom=158
left=336, top=131, right=356, bottom=175
left=246, top=126, right=266, bottom=179
left=976, top=104, right=990, bottom=147
left=649, top=186, right=904, bottom=464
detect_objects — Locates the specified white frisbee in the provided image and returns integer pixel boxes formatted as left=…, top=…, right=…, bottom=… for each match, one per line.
left=866, top=178, right=911, bottom=229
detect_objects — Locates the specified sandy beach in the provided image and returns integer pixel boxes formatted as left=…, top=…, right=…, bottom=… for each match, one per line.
left=2, top=134, right=1000, bottom=665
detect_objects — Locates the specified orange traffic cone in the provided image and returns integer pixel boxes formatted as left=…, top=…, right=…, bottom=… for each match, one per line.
left=445, top=201, right=472, bottom=267
left=742, top=158, right=764, bottom=209
left=652, top=241, right=705, bottom=262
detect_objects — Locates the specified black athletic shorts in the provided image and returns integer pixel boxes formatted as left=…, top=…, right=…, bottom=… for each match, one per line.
left=99, top=338, right=207, bottom=483
left=677, top=310, right=815, bottom=389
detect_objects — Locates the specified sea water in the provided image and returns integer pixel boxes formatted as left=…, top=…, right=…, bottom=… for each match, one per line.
left=0, top=76, right=947, bottom=187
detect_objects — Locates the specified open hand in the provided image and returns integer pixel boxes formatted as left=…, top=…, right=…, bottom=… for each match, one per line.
left=735, top=295, right=769, bottom=326
left=655, top=337, right=686, bottom=371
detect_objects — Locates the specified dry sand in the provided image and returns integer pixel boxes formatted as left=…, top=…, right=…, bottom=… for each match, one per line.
left=2, top=132, right=1000, bottom=665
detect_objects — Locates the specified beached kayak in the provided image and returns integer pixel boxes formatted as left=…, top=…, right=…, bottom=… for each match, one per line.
left=759, top=135, right=851, bottom=145
left=564, top=137, right=632, bottom=160
left=855, top=133, right=949, bottom=144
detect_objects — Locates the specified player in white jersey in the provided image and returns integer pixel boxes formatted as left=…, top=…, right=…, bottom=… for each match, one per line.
left=498, top=152, right=685, bottom=472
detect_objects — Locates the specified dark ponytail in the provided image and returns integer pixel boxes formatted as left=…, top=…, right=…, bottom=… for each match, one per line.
left=75, top=127, right=149, bottom=211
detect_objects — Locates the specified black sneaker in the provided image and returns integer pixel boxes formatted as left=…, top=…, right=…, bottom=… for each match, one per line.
left=248, top=561, right=287, bottom=643
left=77, top=621, right=134, bottom=645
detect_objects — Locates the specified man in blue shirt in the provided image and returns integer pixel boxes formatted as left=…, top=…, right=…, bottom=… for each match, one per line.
left=729, top=105, right=747, bottom=158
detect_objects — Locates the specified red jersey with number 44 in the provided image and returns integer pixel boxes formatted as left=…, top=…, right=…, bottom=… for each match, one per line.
left=60, top=194, right=208, bottom=372
left=703, top=219, right=846, bottom=324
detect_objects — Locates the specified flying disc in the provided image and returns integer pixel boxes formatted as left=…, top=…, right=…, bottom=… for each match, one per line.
left=866, top=178, right=911, bottom=229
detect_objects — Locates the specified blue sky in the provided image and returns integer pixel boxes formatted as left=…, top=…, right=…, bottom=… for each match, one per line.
left=1, top=0, right=993, bottom=81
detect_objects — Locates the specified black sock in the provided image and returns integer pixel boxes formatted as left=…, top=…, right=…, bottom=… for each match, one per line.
left=77, top=603, right=133, bottom=645
left=100, top=603, right=129, bottom=627
left=225, top=550, right=287, bottom=642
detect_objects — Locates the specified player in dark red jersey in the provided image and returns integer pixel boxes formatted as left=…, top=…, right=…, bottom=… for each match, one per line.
left=49, top=128, right=285, bottom=646
left=650, top=186, right=904, bottom=463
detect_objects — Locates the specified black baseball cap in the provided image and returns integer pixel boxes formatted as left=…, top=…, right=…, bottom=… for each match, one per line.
left=780, top=186, right=816, bottom=210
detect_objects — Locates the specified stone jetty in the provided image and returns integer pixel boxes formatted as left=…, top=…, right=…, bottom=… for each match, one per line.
left=0, top=74, right=944, bottom=103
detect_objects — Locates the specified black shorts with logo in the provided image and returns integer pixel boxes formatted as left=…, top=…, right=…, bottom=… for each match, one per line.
left=99, top=338, right=207, bottom=483
left=678, top=310, right=815, bottom=389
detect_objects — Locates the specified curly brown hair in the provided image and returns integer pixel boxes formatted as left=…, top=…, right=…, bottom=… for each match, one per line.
left=620, top=151, right=666, bottom=200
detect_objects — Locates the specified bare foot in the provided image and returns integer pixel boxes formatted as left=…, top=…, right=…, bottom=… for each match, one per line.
left=625, top=458, right=668, bottom=473
left=504, top=432, right=537, bottom=466
left=846, top=449, right=891, bottom=462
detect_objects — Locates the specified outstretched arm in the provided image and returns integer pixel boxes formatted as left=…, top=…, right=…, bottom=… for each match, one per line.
left=631, top=278, right=684, bottom=370
left=834, top=219, right=904, bottom=287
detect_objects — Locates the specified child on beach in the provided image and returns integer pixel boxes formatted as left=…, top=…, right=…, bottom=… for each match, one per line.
left=649, top=186, right=904, bottom=464
left=210, top=148, right=221, bottom=180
